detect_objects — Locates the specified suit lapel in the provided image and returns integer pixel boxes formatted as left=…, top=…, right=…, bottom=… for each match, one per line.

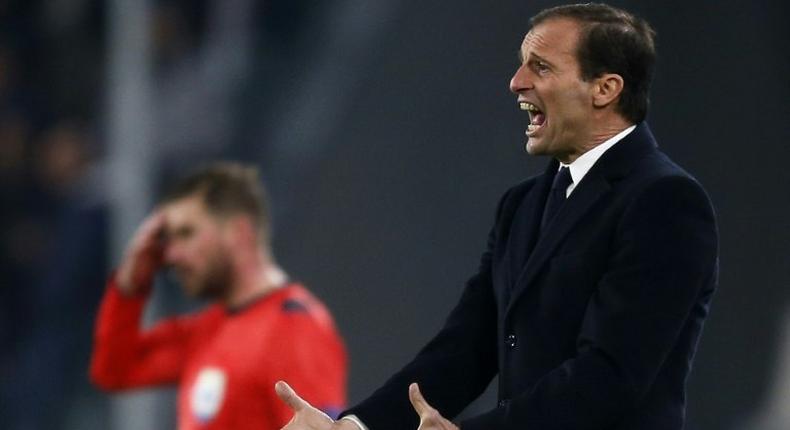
left=505, top=175, right=610, bottom=317
left=502, top=161, right=556, bottom=293
left=504, top=123, right=658, bottom=319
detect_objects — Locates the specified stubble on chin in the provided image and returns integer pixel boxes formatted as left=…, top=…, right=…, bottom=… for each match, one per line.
left=196, top=259, right=233, bottom=301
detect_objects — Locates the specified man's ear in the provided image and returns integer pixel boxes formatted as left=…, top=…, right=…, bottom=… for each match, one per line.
left=592, top=73, right=624, bottom=108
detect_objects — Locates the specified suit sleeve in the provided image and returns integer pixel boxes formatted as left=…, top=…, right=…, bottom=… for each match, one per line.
left=89, top=275, right=198, bottom=390
left=342, top=188, right=518, bottom=430
left=462, top=175, right=718, bottom=429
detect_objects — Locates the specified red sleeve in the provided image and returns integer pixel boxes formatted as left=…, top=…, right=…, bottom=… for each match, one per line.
left=267, top=305, right=348, bottom=424
left=89, top=275, right=200, bottom=390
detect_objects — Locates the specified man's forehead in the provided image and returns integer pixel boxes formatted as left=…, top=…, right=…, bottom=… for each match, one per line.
left=520, top=18, right=580, bottom=56
left=164, top=196, right=195, bottom=211
left=163, top=196, right=209, bottom=222
left=521, top=29, right=548, bottom=51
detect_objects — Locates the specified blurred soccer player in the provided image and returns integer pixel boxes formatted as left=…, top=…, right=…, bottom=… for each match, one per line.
left=90, top=162, right=346, bottom=430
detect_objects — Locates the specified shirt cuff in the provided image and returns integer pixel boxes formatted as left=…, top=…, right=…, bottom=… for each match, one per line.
left=340, top=415, right=369, bottom=430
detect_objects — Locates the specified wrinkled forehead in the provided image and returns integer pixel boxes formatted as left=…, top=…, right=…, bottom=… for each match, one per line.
left=520, top=18, right=581, bottom=60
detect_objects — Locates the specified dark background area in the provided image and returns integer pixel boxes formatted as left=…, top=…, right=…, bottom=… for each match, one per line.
left=0, top=0, right=788, bottom=429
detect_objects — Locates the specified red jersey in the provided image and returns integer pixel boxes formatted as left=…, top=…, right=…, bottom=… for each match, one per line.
left=90, top=276, right=347, bottom=430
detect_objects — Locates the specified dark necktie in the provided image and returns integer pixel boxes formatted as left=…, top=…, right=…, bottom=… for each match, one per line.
left=540, top=166, right=573, bottom=232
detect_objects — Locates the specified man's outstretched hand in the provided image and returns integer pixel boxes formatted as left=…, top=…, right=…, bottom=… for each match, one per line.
left=409, top=383, right=459, bottom=430
left=275, top=381, right=357, bottom=430
left=275, top=380, right=458, bottom=430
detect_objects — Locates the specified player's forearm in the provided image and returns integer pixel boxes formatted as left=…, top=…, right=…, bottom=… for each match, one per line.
left=90, top=277, right=149, bottom=389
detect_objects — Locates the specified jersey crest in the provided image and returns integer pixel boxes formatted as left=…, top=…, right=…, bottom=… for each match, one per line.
left=190, top=367, right=227, bottom=423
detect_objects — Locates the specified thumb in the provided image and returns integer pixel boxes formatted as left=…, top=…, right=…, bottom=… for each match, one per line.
left=275, top=380, right=310, bottom=412
left=408, top=382, right=433, bottom=417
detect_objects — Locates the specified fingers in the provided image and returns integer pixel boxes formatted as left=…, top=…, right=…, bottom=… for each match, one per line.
left=409, top=382, right=433, bottom=417
left=275, top=380, right=310, bottom=413
left=117, top=211, right=166, bottom=295
left=124, top=211, right=165, bottom=261
left=409, top=383, right=459, bottom=430
left=136, top=211, right=166, bottom=246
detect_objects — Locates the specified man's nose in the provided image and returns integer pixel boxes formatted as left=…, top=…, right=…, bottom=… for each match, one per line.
left=163, top=243, right=180, bottom=265
left=509, top=64, right=532, bottom=94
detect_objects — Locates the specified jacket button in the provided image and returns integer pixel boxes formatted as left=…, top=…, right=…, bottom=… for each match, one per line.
left=498, top=399, right=510, bottom=408
left=505, top=334, right=517, bottom=348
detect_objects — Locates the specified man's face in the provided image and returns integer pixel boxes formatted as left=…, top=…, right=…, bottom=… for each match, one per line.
left=510, top=18, right=596, bottom=162
left=162, top=196, right=232, bottom=301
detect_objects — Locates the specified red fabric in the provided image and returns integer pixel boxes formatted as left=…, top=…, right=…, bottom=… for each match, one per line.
left=91, top=276, right=347, bottom=430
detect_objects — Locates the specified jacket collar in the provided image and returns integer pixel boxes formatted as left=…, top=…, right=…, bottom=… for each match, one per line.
left=505, top=122, right=658, bottom=318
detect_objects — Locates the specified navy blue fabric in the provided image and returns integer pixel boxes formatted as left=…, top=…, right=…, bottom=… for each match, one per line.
left=342, top=123, right=718, bottom=430
left=281, top=299, right=309, bottom=313
left=540, top=166, right=572, bottom=232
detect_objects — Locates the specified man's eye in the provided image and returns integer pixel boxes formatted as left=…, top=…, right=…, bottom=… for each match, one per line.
left=174, top=227, right=194, bottom=239
left=529, top=60, right=549, bottom=74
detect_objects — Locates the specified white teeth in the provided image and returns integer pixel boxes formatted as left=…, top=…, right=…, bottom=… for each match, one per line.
left=528, top=124, right=540, bottom=132
left=519, top=102, right=540, bottom=112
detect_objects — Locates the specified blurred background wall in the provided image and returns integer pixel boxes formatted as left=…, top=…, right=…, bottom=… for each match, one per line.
left=0, top=0, right=788, bottom=429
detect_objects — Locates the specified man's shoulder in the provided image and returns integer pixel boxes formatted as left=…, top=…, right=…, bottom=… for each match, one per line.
left=627, top=149, right=709, bottom=195
left=268, top=284, right=340, bottom=330
left=277, top=284, right=322, bottom=315
left=599, top=122, right=705, bottom=190
left=614, top=149, right=716, bottom=223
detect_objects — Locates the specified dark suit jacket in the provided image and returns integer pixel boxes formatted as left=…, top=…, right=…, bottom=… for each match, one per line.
left=344, top=123, right=718, bottom=430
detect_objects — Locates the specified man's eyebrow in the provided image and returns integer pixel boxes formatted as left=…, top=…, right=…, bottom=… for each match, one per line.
left=531, top=53, right=555, bottom=67
left=517, top=49, right=555, bottom=68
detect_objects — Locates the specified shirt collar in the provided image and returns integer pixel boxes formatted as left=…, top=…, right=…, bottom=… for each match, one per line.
left=560, top=124, right=636, bottom=187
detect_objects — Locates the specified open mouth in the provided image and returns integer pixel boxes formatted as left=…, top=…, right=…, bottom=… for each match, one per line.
left=519, top=102, right=546, bottom=136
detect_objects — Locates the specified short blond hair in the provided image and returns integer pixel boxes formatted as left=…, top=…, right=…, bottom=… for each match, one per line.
left=162, top=162, right=271, bottom=244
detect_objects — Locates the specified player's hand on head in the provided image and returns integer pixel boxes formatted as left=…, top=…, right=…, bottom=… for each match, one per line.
left=117, top=211, right=166, bottom=295
left=409, top=383, right=459, bottom=430
left=275, top=381, right=337, bottom=430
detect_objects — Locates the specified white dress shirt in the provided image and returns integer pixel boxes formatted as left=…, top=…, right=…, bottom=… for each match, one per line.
left=340, top=415, right=369, bottom=430
left=560, top=124, right=636, bottom=197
